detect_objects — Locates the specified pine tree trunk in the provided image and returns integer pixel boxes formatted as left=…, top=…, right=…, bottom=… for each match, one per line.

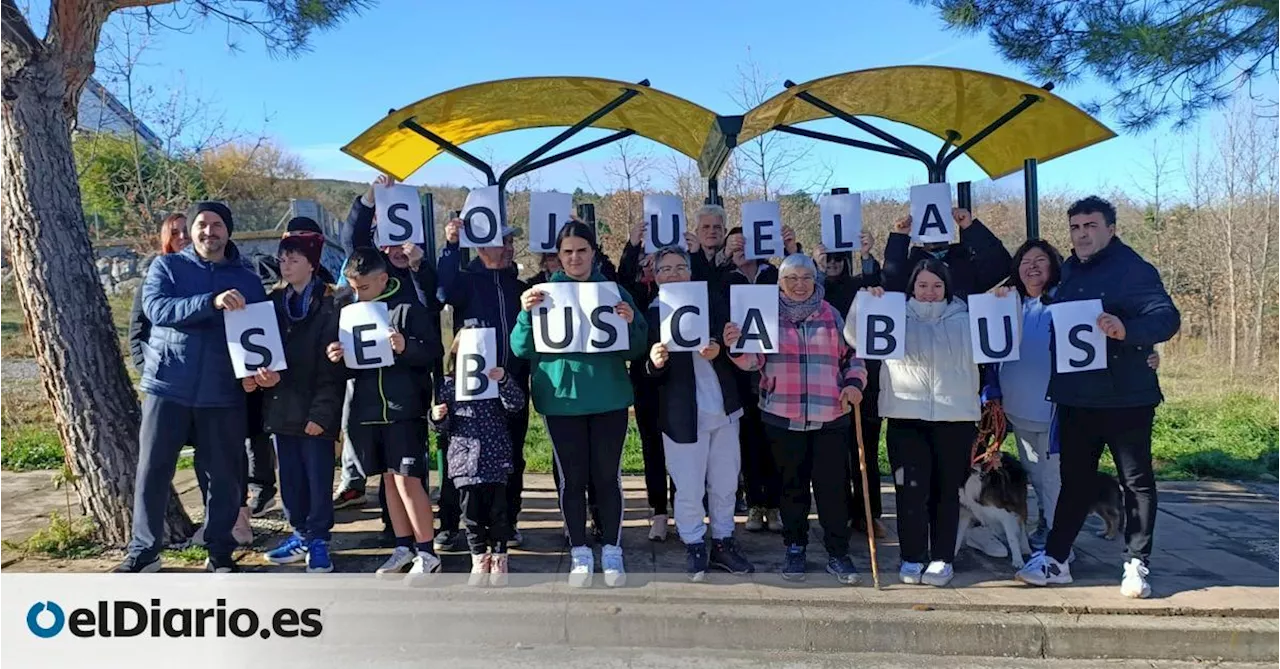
left=2, top=40, right=193, bottom=546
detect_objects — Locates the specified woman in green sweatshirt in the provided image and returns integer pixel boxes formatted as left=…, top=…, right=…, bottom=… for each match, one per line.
left=511, top=221, right=647, bottom=588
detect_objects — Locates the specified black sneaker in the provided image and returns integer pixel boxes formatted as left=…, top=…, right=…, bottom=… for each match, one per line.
left=826, top=555, right=861, bottom=586
left=248, top=488, right=278, bottom=517
left=205, top=555, right=241, bottom=574
left=685, top=542, right=709, bottom=582
left=111, top=555, right=162, bottom=573
left=710, top=537, right=756, bottom=575
left=433, top=529, right=464, bottom=553
left=332, top=486, right=368, bottom=510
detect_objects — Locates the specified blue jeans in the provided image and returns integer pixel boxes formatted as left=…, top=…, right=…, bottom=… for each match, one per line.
left=275, top=434, right=336, bottom=542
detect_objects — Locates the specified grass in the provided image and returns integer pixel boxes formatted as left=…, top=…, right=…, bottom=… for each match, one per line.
left=1, top=283, right=134, bottom=359
left=162, top=545, right=208, bottom=564
left=0, top=427, right=64, bottom=471
left=1, top=511, right=102, bottom=559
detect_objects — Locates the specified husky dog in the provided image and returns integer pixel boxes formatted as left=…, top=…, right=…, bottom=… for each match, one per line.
left=956, top=453, right=1032, bottom=568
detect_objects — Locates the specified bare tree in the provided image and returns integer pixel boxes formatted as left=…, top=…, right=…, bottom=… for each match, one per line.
left=726, top=48, right=815, bottom=200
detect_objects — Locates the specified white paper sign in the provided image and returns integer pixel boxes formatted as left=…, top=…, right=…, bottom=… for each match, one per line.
left=910, top=183, right=956, bottom=245
left=531, top=282, right=631, bottom=354
left=1050, top=299, right=1107, bottom=373
left=224, top=301, right=286, bottom=379
left=460, top=185, right=504, bottom=248
left=374, top=184, right=425, bottom=247
left=821, top=193, right=862, bottom=253
left=741, top=200, right=784, bottom=260
left=658, top=281, right=710, bottom=352
left=528, top=191, right=573, bottom=253
left=643, top=194, right=686, bottom=253
left=852, top=291, right=906, bottom=360
left=969, top=293, right=1022, bottom=363
left=455, top=327, right=499, bottom=401
left=729, top=284, right=779, bottom=354
left=338, top=301, right=394, bottom=369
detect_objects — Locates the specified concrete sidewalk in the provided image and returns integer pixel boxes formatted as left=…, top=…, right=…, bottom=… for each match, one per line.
left=3, top=470, right=1277, bottom=660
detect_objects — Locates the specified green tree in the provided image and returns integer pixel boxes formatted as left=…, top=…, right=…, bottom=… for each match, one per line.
left=914, top=0, right=1278, bottom=130
left=74, top=133, right=205, bottom=237
left=1, top=0, right=371, bottom=546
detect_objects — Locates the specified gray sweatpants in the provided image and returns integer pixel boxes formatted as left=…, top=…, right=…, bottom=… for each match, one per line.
left=338, top=380, right=366, bottom=490
left=1009, top=415, right=1059, bottom=534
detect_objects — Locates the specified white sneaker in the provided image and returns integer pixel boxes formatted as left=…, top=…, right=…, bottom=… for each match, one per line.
left=468, top=553, right=492, bottom=587
left=602, top=544, right=626, bottom=587
left=899, top=561, right=925, bottom=584
left=375, top=546, right=416, bottom=579
left=568, top=546, right=594, bottom=588
left=1120, top=558, right=1151, bottom=599
left=744, top=507, right=766, bottom=532
left=765, top=508, right=784, bottom=532
left=490, top=553, right=509, bottom=587
left=965, top=526, right=1009, bottom=558
left=1015, top=552, right=1072, bottom=586
left=648, top=515, right=668, bottom=542
left=404, top=552, right=442, bottom=587
left=921, top=561, right=954, bottom=587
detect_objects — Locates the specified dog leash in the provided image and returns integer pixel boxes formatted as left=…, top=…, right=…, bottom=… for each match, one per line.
left=970, top=401, right=1008, bottom=472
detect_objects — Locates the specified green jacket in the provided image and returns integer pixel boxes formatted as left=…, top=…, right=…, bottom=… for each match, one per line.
left=510, top=270, right=648, bottom=416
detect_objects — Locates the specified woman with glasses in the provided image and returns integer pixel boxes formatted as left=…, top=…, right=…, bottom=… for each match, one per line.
left=643, top=246, right=755, bottom=581
left=724, top=254, right=867, bottom=585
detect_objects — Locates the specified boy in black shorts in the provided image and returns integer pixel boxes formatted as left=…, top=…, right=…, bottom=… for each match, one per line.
left=327, top=248, right=443, bottom=583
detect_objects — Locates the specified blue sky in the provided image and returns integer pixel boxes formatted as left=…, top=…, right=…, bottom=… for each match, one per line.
left=82, top=0, right=1254, bottom=198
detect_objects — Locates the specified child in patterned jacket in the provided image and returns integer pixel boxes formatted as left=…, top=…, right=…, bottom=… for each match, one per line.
left=430, top=333, right=526, bottom=586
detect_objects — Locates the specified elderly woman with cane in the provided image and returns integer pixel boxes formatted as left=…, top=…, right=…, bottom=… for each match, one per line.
left=724, top=253, right=871, bottom=585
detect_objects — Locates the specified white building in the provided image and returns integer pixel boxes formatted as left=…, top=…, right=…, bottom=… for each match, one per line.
left=76, top=77, right=162, bottom=150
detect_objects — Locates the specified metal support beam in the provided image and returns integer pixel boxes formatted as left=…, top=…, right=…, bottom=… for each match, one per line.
left=785, top=81, right=937, bottom=167
left=706, top=177, right=721, bottom=206
left=507, top=129, right=636, bottom=179
left=940, top=93, right=1043, bottom=171
left=957, top=181, right=972, bottom=212
left=1023, top=158, right=1040, bottom=240
left=936, top=130, right=961, bottom=166
left=576, top=203, right=597, bottom=236
left=773, top=125, right=916, bottom=159
left=400, top=118, right=497, bottom=185
left=500, top=82, right=647, bottom=184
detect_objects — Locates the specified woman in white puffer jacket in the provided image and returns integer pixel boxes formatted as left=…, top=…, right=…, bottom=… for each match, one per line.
left=845, top=258, right=979, bottom=587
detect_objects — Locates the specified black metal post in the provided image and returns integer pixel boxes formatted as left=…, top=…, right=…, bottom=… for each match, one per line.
left=935, top=130, right=961, bottom=166
left=420, top=192, right=444, bottom=404
left=706, top=178, right=722, bottom=206
left=501, top=83, right=646, bottom=183
left=507, top=129, right=636, bottom=179
left=577, top=203, right=597, bottom=236
left=400, top=118, right=497, bottom=184
left=1023, top=158, right=1040, bottom=240
left=939, top=94, right=1043, bottom=171
left=957, top=181, right=972, bottom=212
left=773, top=125, right=916, bottom=159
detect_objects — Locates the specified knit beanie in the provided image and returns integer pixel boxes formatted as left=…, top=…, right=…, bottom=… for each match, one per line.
left=278, top=231, right=324, bottom=271
left=191, top=201, right=234, bottom=235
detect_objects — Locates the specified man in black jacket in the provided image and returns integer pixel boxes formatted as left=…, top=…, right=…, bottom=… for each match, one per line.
left=643, top=246, right=754, bottom=581
left=881, top=208, right=1011, bottom=299
left=254, top=232, right=344, bottom=573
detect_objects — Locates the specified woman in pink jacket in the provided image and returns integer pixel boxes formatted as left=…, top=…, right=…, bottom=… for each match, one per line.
left=724, top=253, right=867, bottom=585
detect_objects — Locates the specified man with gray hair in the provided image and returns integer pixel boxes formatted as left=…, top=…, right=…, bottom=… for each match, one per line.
left=688, top=204, right=734, bottom=289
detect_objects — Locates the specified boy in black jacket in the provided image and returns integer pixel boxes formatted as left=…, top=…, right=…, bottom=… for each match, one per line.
left=643, top=246, right=755, bottom=582
left=325, top=249, right=444, bottom=582
left=252, top=233, right=344, bottom=572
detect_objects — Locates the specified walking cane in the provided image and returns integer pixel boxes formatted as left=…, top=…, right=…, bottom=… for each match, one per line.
left=853, top=400, right=881, bottom=589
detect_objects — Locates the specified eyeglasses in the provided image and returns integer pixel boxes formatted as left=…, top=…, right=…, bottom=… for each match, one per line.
left=781, top=275, right=815, bottom=285
left=656, top=264, right=689, bottom=276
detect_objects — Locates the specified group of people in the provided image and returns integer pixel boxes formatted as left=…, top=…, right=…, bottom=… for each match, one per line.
left=114, top=180, right=1180, bottom=599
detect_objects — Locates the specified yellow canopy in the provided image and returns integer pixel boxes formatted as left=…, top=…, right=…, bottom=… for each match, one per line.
left=739, top=66, right=1115, bottom=178
left=341, top=77, right=718, bottom=181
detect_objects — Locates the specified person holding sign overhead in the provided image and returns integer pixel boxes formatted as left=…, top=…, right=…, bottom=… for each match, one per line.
left=429, top=331, right=527, bottom=586
left=1016, top=197, right=1180, bottom=599
left=325, top=249, right=444, bottom=583
left=343, top=175, right=439, bottom=311
left=116, top=201, right=267, bottom=574
left=882, top=206, right=1012, bottom=301
left=250, top=232, right=344, bottom=574
left=847, top=259, right=980, bottom=587
left=722, top=226, right=783, bottom=534
left=725, top=254, right=867, bottom=585
left=643, top=247, right=755, bottom=581
left=510, top=221, right=648, bottom=588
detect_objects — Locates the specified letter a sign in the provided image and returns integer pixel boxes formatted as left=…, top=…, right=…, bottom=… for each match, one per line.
left=224, top=301, right=287, bottom=378
left=852, top=291, right=905, bottom=360
left=455, top=327, right=499, bottom=401
left=968, top=293, right=1022, bottom=363
left=375, top=184, right=425, bottom=247
left=910, top=183, right=956, bottom=245
left=460, top=185, right=504, bottom=248
left=729, top=285, right=779, bottom=354
left=1050, top=299, right=1107, bottom=373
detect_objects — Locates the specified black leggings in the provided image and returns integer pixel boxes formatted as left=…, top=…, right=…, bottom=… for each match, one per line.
left=886, top=419, right=975, bottom=564
left=545, top=409, right=629, bottom=548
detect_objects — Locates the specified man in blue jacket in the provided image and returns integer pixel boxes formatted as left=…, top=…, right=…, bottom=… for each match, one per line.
left=114, top=201, right=267, bottom=573
left=1016, top=196, right=1180, bottom=599
left=437, top=215, right=530, bottom=547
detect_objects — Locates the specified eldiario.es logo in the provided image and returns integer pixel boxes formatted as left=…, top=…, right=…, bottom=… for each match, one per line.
left=26, top=599, right=322, bottom=639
